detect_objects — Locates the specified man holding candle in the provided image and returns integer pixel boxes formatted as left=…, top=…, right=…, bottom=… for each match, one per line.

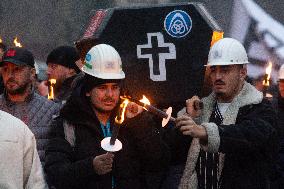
left=177, top=38, right=279, bottom=189
left=45, top=44, right=170, bottom=189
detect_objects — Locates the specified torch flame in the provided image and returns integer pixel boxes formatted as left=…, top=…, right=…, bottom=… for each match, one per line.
left=47, top=79, right=56, bottom=100
left=13, top=37, right=23, bottom=47
left=139, top=95, right=151, bottom=110
left=263, top=62, right=272, bottom=87
left=0, top=37, right=2, bottom=43
left=115, top=98, right=129, bottom=124
left=139, top=95, right=150, bottom=105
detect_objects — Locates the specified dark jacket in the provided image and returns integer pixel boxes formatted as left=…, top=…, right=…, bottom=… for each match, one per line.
left=54, top=74, right=78, bottom=104
left=179, top=82, right=279, bottom=189
left=45, top=83, right=170, bottom=189
left=219, top=99, right=279, bottom=189
left=273, top=94, right=284, bottom=186
left=0, top=90, right=60, bottom=163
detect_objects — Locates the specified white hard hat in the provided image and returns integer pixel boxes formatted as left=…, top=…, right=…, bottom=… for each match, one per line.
left=207, top=38, right=249, bottom=66
left=279, top=64, right=284, bottom=80
left=82, top=44, right=125, bottom=79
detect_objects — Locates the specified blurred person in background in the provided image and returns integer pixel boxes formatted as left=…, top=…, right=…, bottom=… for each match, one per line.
left=46, top=45, right=81, bottom=104
left=34, top=61, right=48, bottom=97
left=0, top=42, right=7, bottom=94
left=0, top=47, right=60, bottom=163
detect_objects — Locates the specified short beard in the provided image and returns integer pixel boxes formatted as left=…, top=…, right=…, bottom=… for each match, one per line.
left=6, top=82, right=30, bottom=95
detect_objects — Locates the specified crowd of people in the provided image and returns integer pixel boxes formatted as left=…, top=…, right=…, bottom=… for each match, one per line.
left=0, top=37, right=283, bottom=189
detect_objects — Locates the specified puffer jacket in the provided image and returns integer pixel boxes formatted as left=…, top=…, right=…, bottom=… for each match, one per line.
left=0, top=91, right=60, bottom=162
left=45, top=82, right=170, bottom=189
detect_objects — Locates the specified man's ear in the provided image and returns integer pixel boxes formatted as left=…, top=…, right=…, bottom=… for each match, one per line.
left=240, top=65, right=247, bottom=81
left=67, top=68, right=76, bottom=77
left=31, top=68, right=36, bottom=79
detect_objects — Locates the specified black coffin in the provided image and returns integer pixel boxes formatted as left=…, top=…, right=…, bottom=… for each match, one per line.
left=76, top=2, right=222, bottom=111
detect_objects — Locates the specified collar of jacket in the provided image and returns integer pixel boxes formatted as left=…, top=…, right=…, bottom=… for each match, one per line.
left=200, top=81, right=263, bottom=125
left=55, top=74, right=77, bottom=99
left=59, top=83, right=117, bottom=135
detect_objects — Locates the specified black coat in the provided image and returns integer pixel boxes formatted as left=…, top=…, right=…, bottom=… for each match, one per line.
left=44, top=84, right=170, bottom=189
left=273, top=95, right=284, bottom=186
left=219, top=99, right=279, bottom=189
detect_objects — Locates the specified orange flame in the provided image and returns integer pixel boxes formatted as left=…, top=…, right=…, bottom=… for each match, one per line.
left=47, top=79, right=56, bottom=100
left=0, top=37, right=2, bottom=43
left=263, top=62, right=272, bottom=87
left=139, top=95, right=150, bottom=105
left=139, top=95, right=151, bottom=110
left=211, top=31, right=224, bottom=46
left=13, top=37, right=23, bottom=47
left=115, top=98, right=129, bottom=124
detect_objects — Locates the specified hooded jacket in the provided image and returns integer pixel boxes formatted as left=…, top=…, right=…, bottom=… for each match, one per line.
left=179, top=82, right=279, bottom=189
left=45, top=82, right=170, bottom=189
left=0, top=90, right=60, bottom=163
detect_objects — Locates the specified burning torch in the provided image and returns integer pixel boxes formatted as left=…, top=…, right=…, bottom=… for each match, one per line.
left=13, top=37, right=23, bottom=47
left=130, top=95, right=203, bottom=127
left=262, top=62, right=272, bottom=98
left=101, top=97, right=129, bottom=152
left=47, top=79, right=56, bottom=100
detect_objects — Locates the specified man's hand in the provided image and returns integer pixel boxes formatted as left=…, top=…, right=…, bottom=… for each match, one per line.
left=186, top=96, right=202, bottom=118
left=93, top=152, right=114, bottom=175
left=125, top=102, right=144, bottom=118
left=176, top=115, right=207, bottom=140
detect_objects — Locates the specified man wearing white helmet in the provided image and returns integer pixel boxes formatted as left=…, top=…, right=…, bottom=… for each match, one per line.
left=177, top=38, right=279, bottom=189
left=45, top=44, right=170, bottom=189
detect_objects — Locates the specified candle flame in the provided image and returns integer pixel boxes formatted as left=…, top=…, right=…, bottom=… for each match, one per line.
left=0, top=37, right=2, bottom=43
left=13, top=37, right=23, bottom=47
left=115, top=97, right=129, bottom=124
left=263, top=62, right=272, bottom=86
left=47, top=79, right=56, bottom=100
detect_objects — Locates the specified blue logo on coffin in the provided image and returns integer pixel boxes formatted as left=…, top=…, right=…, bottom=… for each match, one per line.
left=164, top=10, right=192, bottom=38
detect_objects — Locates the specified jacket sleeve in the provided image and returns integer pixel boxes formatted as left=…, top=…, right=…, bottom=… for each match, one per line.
left=44, top=117, right=97, bottom=189
left=23, top=127, right=48, bottom=189
left=218, top=100, right=278, bottom=154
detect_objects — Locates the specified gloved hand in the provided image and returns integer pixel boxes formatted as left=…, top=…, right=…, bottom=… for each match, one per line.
left=93, top=152, right=114, bottom=175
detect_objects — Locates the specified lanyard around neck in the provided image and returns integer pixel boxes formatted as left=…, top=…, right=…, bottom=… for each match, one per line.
left=100, top=120, right=112, bottom=137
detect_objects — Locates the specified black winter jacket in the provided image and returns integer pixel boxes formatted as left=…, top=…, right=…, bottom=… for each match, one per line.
left=45, top=84, right=170, bottom=189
